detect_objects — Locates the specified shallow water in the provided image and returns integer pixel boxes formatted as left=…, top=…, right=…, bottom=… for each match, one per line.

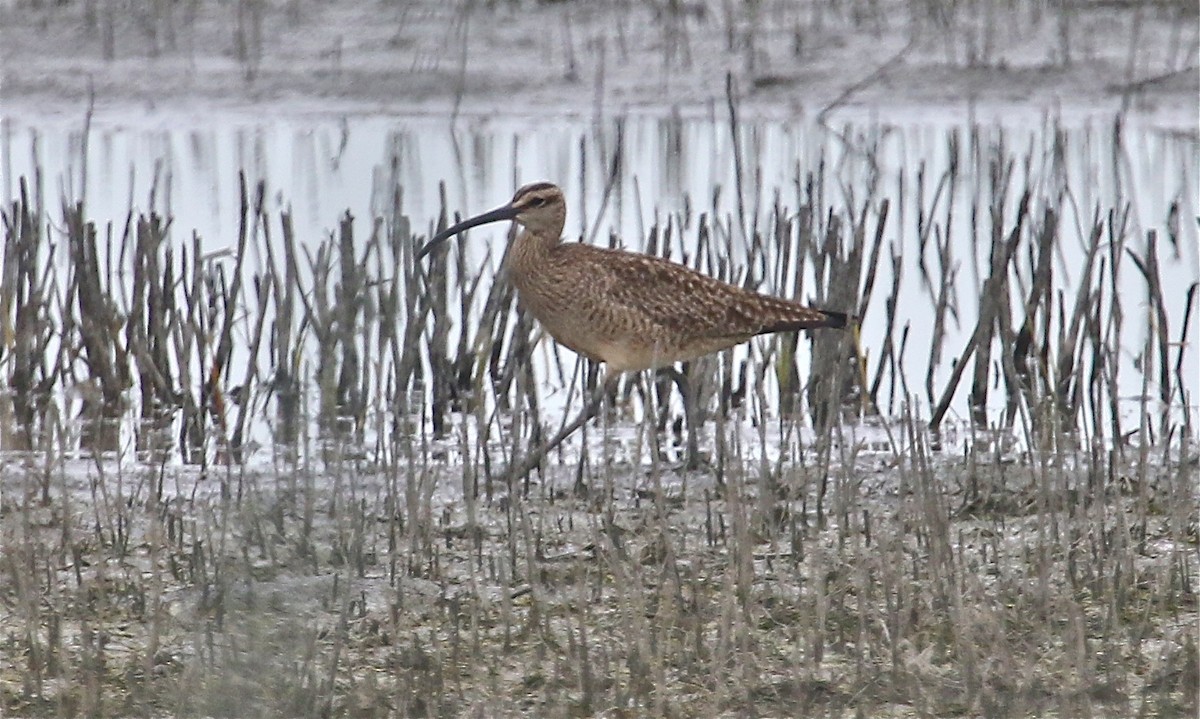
left=2, top=106, right=1197, bottom=461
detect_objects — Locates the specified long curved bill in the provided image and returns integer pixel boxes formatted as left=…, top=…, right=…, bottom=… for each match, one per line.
left=415, top=203, right=519, bottom=260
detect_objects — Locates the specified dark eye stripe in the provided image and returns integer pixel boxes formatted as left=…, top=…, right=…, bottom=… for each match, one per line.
left=513, top=182, right=559, bottom=204
left=516, top=193, right=556, bottom=211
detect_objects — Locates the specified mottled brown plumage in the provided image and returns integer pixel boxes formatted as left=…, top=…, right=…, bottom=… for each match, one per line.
left=418, top=182, right=847, bottom=372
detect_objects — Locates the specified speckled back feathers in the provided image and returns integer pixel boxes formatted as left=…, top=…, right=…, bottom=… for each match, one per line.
left=508, top=239, right=844, bottom=371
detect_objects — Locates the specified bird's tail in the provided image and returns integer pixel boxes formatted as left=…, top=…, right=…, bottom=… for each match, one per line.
left=760, top=306, right=851, bottom=334
left=817, top=309, right=849, bottom=329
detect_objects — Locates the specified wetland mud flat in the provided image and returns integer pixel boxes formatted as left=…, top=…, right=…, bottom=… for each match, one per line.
left=0, top=446, right=1196, bottom=717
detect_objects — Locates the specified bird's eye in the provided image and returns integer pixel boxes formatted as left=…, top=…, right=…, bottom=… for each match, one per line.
left=529, top=197, right=547, bottom=208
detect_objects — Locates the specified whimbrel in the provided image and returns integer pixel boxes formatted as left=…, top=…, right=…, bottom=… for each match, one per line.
left=418, top=182, right=849, bottom=473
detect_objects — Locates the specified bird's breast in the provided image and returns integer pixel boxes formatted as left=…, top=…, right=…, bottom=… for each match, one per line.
left=509, top=267, right=653, bottom=371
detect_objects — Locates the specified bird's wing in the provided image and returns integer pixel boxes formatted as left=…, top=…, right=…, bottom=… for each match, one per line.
left=571, top=245, right=844, bottom=340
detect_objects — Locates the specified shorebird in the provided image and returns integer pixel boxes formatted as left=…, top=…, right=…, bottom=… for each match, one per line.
left=417, top=182, right=848, bottom=473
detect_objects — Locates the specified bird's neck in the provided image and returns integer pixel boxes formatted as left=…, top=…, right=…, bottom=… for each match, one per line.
left=509, top=226, right=561, bottom=277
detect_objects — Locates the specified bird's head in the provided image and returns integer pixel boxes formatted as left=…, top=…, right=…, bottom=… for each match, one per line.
left=417, top=182, right=565, bottom=260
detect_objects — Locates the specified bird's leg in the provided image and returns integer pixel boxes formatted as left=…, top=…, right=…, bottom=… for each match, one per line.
left=681, top=368, right=703, bottom=470
left=659, top=365, right=704, bottom=470
left=505, top=374, right=613, bottom=484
